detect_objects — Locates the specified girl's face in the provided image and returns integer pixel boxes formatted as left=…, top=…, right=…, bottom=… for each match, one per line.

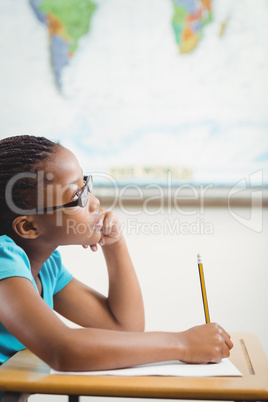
left=34, top=146, right=103, bottom=248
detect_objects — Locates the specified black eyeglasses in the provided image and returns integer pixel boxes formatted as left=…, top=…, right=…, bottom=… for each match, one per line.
left=35, top=175, right=93, bottom=214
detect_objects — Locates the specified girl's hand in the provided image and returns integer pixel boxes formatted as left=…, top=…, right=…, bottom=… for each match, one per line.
left=178, top=323, right=233, bottom=364
left=99, top=211, right=122, bottom=247
left=87, top=210, right=122, bottom=252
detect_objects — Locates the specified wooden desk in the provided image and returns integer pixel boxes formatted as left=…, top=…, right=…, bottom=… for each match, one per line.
left=0, top=333, right=267, bottom=402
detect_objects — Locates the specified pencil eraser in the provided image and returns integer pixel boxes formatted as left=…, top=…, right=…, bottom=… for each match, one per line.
left=197, top=253, right=202, bottom=262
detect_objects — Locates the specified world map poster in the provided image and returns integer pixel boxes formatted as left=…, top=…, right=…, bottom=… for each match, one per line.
left=1, top=0, right=268, bottom=187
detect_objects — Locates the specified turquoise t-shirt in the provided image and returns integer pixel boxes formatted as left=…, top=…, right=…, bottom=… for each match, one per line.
left=0, top=235, right=73, bottom=364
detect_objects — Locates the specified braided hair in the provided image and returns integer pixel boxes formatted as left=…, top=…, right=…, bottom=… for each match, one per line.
left=0, top=135, right=59, bottom=235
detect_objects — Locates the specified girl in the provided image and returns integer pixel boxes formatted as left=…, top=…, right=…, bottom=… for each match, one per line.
left=0, top=135, right=233, bottom=371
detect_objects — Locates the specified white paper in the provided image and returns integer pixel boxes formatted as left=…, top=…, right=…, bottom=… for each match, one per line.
left=51, top=358, right=242, bottom=377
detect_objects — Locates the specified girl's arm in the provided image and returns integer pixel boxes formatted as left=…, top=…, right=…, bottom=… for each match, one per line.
left=0, top=276, right=233, bottom=371
left=99, top=211, right=145, bottom=331
left=54, top=211, right=145, bottom=332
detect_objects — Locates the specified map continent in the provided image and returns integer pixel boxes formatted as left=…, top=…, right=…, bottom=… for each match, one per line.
left=172, top=0, right=212, bottom=54
left=29, top=0, right=97, bottom=90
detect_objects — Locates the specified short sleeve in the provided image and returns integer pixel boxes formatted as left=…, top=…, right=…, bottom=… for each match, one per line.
left=53, top=251, right=72, bottom=294
left=40, top=249, right=72, bottom=296
left=0, top=237, right=73, bottom=365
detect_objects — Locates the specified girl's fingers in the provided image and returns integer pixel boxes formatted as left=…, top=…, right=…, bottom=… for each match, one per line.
left=90, top=244, right=98, bottom=252
left=99, top=238, right=105, bottom=247
left=215, top=324, right=233, bottom=350
left=102, top=222, right=113, bottom=236
left=224, top=335, right=233, bottom=350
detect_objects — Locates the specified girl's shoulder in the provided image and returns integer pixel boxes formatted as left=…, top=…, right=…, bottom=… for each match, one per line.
left=0, top=235, right=32, bottom=280
left=0, top=235, right=61, bottom=267
left=0, top=234, right=18, bottom=247
left=0, top=235, right=30, bottom=264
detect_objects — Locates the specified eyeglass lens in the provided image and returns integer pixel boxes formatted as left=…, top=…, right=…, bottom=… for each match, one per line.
left=80, top=176, right=93, bottom=208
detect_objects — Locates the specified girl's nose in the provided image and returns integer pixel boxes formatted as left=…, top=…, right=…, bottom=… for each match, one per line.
left=88, top=193, right=100, bottom=212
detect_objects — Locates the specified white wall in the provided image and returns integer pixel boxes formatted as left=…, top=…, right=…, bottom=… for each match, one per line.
left=58, top=204, right=268, bottom=352
left=30, top=204, right=268, bottom=401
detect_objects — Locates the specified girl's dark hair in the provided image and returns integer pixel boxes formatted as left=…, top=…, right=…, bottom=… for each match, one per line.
left=0, top=135, right=59, bottom=235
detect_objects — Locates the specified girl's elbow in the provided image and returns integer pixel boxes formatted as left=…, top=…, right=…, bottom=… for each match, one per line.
left=48, top=348, right=78, bottom=372
left=119, top=320, right=145, bottom=332
left=44, top=337, right=78, bottom=372
left=133, top=321, right=145, bottom=332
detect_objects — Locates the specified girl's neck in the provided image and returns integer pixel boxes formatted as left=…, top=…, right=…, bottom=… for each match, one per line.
left=26, top=246, right=55, bottom=278
left=9, top=233, right=56, bottom=279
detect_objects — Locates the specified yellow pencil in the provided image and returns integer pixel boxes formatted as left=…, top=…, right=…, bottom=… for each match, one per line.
left=197, top=254, right=210, bottom=323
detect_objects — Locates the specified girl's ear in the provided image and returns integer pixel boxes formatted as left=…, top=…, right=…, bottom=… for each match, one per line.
left=12, top=216, right=40, bottom=239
